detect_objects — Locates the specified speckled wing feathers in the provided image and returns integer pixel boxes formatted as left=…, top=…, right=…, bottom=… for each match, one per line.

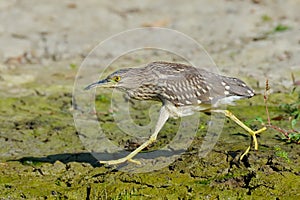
left=144, top=61, right=254, bottom=107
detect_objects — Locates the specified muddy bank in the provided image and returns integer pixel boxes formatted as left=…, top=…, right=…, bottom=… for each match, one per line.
left=1, top=0, right=300, bottom=199
left=1, top=86, right=299, bottom=198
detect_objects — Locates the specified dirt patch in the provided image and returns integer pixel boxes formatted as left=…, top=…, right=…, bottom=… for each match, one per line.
left=1, top=87, right=300, bottom=198
left=1, top=0, right=300, bottom=198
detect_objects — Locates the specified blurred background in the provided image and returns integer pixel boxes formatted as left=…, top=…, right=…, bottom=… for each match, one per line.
left=0, top=0, right=299, bottom=199
left=0, top=0, right=299, bottom=95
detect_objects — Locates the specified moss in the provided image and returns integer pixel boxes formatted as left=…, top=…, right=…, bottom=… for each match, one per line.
left=1, top=88, right=300, bottom=199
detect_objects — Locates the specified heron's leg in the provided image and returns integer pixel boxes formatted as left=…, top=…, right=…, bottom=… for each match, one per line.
left=100, top=106, right=170, bottom=165
left=211, top=110, right=267, bottom=159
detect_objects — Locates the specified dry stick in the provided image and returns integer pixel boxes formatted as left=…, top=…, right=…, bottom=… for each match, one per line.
left=264, top=79, right=288, bottom=137
left=291, top=72, right=296, bottom=86
left=264, top=79, right=271, bottom=125
left=263, top=79, right=298, bottom=141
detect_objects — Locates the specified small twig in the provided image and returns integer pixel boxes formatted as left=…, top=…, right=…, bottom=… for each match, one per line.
left=266, top=124, right=290, bottom=138
left=263, top=79, right=300, bottom=143
left=264, top=79, right=271, bottom=125
left=291, top=72, right=295, bottom=86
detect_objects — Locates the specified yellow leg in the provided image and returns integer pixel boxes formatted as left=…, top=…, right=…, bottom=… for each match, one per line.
left=100, top=106, right=170, bottom=165
left=212, top=110, right=267, bottom=159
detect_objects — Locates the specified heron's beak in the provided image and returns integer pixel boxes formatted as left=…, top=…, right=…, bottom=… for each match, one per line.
left=84, top=79, right=115, bottom=90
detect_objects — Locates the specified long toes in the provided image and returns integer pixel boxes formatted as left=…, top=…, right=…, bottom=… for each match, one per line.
left=254, top=127, right=267, bottom=135
left=240, top=146, right=251, bottom=161
left=99, top=157, right=142, bottom=165
left=128, top=159, right=141, bottom=165
left=100, top=158, right=127, bottom=165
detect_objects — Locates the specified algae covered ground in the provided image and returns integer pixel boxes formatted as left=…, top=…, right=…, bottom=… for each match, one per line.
left=1, top=1, right=300, bottom=199
left=0, top=64, right=299, bottom=199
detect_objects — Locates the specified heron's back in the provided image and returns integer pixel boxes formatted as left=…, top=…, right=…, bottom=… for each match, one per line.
left=128, top=61, right=254, bottom=107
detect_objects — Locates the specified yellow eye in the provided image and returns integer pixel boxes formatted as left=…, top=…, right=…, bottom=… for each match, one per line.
left=112, top=76, right=121, bottom=82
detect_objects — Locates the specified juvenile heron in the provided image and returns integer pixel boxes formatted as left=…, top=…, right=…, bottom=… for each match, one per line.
left=85, top=61, right=266, bottom=165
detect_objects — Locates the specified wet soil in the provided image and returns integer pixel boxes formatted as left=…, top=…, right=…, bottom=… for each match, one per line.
left=1, top=0, right=300, bottom=199
left=0, top=63, right=299, bottom=199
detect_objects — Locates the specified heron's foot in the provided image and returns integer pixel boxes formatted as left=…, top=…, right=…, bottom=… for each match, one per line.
left=99, top=136, right=157, bottom=165
left=100, top=158, right=141, bottom=165
left=240, top=126, right=267, bottom=160
left=99, top=106, right=169, bottom=166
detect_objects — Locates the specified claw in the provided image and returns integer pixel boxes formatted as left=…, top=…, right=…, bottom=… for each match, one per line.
left=99, top=158, right=141, bottom=165
left=128, top=159, right=141, bottom=165
left=211, top=109, right=267, bottom=159
left=240, top=146, right=251, bottom=161
left=97, top=106, right=170, bottom=165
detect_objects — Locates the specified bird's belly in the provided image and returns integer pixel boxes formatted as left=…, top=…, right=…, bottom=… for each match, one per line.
left=213, top=96, right=245, bottom=107
left=164, top=101, right=210, bottom=118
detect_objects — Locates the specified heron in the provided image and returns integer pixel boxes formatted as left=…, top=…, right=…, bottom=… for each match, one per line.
left=85, top=61, right=267, bottom=165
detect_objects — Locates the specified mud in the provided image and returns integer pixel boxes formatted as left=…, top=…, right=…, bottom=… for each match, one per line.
left=1, top=77, right=300, bottom=199
left=1, top=0, right=300, bottom=199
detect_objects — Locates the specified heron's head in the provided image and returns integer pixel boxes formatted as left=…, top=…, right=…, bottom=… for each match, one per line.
left=84, top=68, right=143, bottom=91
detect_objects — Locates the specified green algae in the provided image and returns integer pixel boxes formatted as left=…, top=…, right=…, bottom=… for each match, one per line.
left=0, top=86, right=300, bottom=199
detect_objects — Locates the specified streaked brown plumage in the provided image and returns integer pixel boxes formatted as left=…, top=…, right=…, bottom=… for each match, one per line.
left=85, top=61, right=266, bottom=165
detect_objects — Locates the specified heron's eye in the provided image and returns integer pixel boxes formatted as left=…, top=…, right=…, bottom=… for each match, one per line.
left=112, top=76, right=121, bottom=82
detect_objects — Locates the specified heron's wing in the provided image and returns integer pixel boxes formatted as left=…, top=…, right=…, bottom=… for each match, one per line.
left=147, top=62, right=254, bottom=106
